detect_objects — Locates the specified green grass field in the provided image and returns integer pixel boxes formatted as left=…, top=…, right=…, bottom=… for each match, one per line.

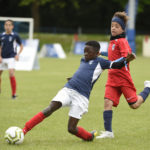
left=0, top=55, right=150, bottom=150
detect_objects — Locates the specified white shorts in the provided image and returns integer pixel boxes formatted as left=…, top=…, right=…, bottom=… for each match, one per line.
left=0, top=58, right=16, bottom=70
left=52, top=87, right=89, bottom=119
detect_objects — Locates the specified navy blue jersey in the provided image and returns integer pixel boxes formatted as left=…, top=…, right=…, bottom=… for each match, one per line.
left=65, top=57, right=111, bottom=99
left=0, top=32, right=22, bottom=58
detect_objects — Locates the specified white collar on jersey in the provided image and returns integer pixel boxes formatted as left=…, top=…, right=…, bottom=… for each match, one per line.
left=2, top=32, right=14, bottom=35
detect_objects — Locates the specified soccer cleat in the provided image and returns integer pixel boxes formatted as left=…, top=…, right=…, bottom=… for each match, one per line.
left=144, top=81, right=150, bottom=88
left=12, top=95, right=18, bottom=99
left=96, top=131, right=114, bottom=139
left=89, top=130, right=97, bottom=141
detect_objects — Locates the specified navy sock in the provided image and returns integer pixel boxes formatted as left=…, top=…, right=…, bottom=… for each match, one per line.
left=103, top=110, right=113, bottom=132
left=139, top=87, right=150, bottom=102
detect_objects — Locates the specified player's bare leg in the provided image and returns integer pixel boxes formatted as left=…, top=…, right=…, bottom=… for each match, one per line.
left=104, top=99, right=113, bottom=110
left=0, top=70, right=3, bottom=93
left=130, top=95, right=144, bottom=109
left=22, top=101, right=62, bottom=135
left=42, top=101, right=62, bottom=117
left=68, top=116, right=97, bottom=141
left=130, top=81, right=150, bottom=109
left=9, top=69, right=17, bottom=99
left=68, top=117, right=79, bottom=135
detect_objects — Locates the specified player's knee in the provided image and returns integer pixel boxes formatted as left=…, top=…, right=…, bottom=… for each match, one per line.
left=42, top=102, right=62, bottom=117
left=130, top=104, right=139, bottom=109
left=68, top=126, right=76, bottom=135
left=104, top=99, right=113, bottom=110
left=9, top=72, right=14, bottom=77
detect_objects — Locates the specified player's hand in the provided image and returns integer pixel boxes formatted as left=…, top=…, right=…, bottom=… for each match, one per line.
left=15, top=54, right=19, bottom=61
left=0, top=56, right=2, bottom=63
left=125, top=53, right=136, bottom=63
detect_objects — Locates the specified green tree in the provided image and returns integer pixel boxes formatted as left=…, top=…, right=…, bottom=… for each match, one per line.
left=20, top=0, right=51, bottom=31
left=19, top=0, right=150, bottom=32
left=19, top=0, right=79, bottom=31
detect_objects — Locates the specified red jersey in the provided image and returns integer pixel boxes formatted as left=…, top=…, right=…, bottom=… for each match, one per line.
left=106, top=37, right=136, bottom=90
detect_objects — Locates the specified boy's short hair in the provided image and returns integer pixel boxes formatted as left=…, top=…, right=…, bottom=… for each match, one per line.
left=5, top=19, right=14, bottom=25
left=85, top=41, right=100, bottom=52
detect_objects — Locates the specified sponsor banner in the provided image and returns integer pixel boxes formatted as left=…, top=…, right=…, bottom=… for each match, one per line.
left=39, top=43, right=66, bottom=59
left=73, top=41, right=108, bottom=56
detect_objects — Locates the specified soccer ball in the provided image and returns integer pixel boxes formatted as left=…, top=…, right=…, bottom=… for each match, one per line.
left=4, top=126, right=24, bottom=144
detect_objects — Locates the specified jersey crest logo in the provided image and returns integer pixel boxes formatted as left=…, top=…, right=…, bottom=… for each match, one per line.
left=89, top=60, right=93, bottom=65
left=112, top=44, right=115, bottom=51
left=9, top=36, right=12, bottom=42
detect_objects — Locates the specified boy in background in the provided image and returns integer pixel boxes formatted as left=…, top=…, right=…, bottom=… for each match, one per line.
left=0, top=19, right=23, bottom=99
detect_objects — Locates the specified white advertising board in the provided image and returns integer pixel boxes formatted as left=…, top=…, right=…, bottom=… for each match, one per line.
left=15, top=39, right=39, bottom=71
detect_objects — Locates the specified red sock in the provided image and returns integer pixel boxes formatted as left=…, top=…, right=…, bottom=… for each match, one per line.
left=23, top=112, right=45, bottom=135
left=10, top=76, right=16, bottom=96
left=75, top=126, right=92, bottom=141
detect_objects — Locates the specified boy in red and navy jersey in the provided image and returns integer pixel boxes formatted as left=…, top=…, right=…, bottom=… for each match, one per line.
left=96, top=11, right=150, bottom=139
left=0, top=20, right=23, bottom=99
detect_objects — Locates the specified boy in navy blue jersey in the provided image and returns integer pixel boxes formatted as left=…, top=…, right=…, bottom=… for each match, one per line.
left=22, top=41, right=135, bottom=141
left=0, top=20, right=23, bottom=99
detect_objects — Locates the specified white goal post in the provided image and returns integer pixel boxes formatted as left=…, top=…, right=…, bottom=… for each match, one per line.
left=0, top=16, right=34, bottom=39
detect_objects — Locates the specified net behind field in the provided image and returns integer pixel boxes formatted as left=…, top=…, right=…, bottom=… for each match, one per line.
left=0, top=21, right=29, bottom=39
